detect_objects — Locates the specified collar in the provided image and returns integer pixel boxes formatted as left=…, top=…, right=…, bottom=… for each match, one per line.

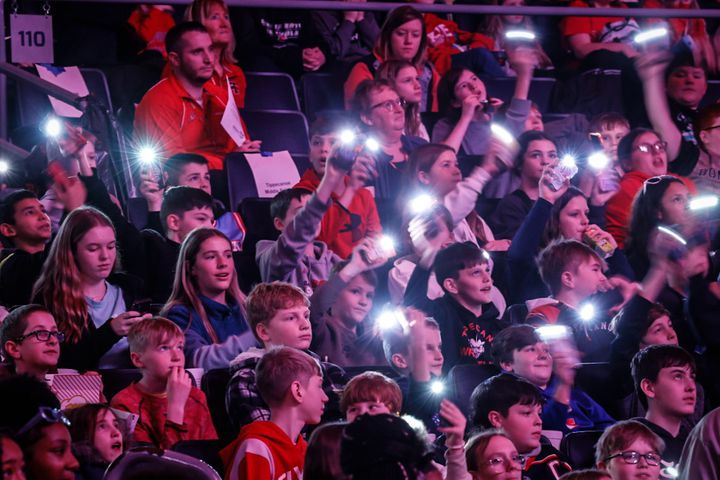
left=442, top=293, right=500, bottom=321
left=199, top=294, right=238, bottom=315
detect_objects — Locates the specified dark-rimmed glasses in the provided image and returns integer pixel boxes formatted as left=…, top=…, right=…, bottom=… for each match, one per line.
left=370, top=98, right=406, bottom=112
left=14, top=329, right=65, bottom=343
left=605, top=451, right=661, bottom=466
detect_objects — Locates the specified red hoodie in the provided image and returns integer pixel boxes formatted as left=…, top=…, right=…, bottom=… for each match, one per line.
left=423, top=13, right=495, bottom=75
left=220, top=421, right=307, bottom=480
left=295, top=168, right=382, bottom=258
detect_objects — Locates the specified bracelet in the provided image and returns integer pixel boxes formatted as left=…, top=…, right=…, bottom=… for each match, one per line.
left=446, top=442, right=465, bottom=450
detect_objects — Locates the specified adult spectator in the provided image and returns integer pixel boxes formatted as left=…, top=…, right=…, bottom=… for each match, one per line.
left=311, top=0, right=380, bottom=65
left=691, top=103, right=720, bottom=194
left=678, top=407, right=720, bottom=479
left=134, top=22, right=259, bottom=171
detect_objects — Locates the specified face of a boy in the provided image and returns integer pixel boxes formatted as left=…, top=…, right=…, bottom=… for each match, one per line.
left=176, top=163, right=212, bottom=195
left=451, top=262, right=493, bottom=306
left=640, top=315, right=678, bottom=349
left=133, top=335, right=185, bottom=379
left=333, top=275, right=375, bottom=327
left=603, top=438, right=661, bottom=480
left=645, top=365, right=696, bottom=418
left=309, top=133, right=337, bottom=177
left=346, top=399, right=392, bottom=422
left=299, top=374, right=328, bottom=424
left=10, top=311, right=60, bottom=373
left=425, top=326, right=444, bottom=377
left=277, top=194, right=312, bottom=232
left=258, top=304, right=313, bottom=350
left=569, top=258, right=607, bottom=299
left=493, top=403, right=542, bottom=454
left=504, top=342, right=552, bottom=388
left=598, top=124, right=630, bottom=163
left=174, top=207, right=214, bottom=242
left=6, top=198, right=52, bottom=245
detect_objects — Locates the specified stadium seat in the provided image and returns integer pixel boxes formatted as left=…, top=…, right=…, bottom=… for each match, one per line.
left=701, top=80, right=720, bottom=108
left=560, top=430, right=603, bottom=469
left=480, top=77, right=556, bottom=113
left=447, top=364, right=501, bottom=415
left=244, top=72, right=300, bottom=111
left=127, top=197, right=150, bottom=231
left=301, top=72, right=345, bottom=120
left=239, top=198, right=278, bottom=244
left=171, top=440, right=225, bottom=475
left=502, top=303, right=529, bottom=325
left=105, top=446, right=222, bottom=480
left=99, top=369, right=143, bottom=401
left=242, top=110, right=310, bottom=156
left=201, top=368, right=236, bottom=445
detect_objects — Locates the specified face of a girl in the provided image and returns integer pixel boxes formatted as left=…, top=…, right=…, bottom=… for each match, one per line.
left=390, top=19, right=423, bottom=62
left=520, top=139, right=558, bottom=183
left=191, top=236, right=234, bottom=297
left=471, top=435, right=522, bottom=480
left=1, top=437, right=25, bottom=480
left=558, top=195, right=590, bottom=241
left=452, top=70, right=487, bottom=106
left=420, top=150, right=462, bottom=197
left=93, top=410, right=123, bottom=464
left=75, top=225, right=116, bottom=284
left=658, top=181, right=689, bottom=226
left=629, top=132, right=667, bottom=176
left=204, top=3, right=232, bottom=47
left=393, top=66, right=422, bottom=104
left=502, top=0, right=525, bottom=25
left=26, top=424, right=78, bottom=480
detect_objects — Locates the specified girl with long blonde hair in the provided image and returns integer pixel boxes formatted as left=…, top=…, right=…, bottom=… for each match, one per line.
left=162, top=228, right=255, bottom=369
left=32, top=207, right=149, bottom=370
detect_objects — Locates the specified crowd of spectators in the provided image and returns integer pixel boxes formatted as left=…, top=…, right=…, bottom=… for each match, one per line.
left=6, top=0, right=720, bottom=479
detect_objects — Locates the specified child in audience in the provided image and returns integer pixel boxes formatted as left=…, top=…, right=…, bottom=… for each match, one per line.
left=295, top=115, right=381, bottom=259
left=0, top=304, right=61, bottom=378
left=225, top=281, right=346, bottom=431
left=220, top=346, right=328, bottom=479
left=470, top=373, right=573, bottom=479
left=0, top=433, right=25, bottom=480
left=309, top=241, right=389, bottom=367
left=630, top=345, right=696, bottom=467
left=32, top=207, right=151, bottom=370
left=65, top=403, right=125, bottom=480
left=111, top=317, right=218, bottom=449
left=579, top=113, right=630, bottom=196
left=465, top=430, right=523, bottom=479
left=340, top=371, right=403, bottom=422
left=303, top=422, right=348, bottom=480
left=0, top=190, right=54, bottom=307
left=492, top=324, right=615, bottom=435
left=163, top=228, right=256, bottom=369
left=0, top=375, right=79, bottom=480
left=376, top=60, right=430, bottom=140
left=257, top=141, right=373, bottom=293
left=404, top=241, right=506, bottom=371
left=530, top=240, right=616, bottom=363
left=595, top=420, right=664, bottom=480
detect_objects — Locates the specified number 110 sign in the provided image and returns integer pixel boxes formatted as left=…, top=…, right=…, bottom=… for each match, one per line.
left=10, top=14, right=54, bottom=64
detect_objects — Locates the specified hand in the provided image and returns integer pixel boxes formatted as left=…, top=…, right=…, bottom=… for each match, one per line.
left=166, top=366, right=192, bottom=424
left=343, top=10, right=359, bottom=22
left=110, top=311, right=151, bottom=336
left=508, top=46, right=538, bottom=75
left=635, top=50, right=673, bottom=83
left=236, top=139, right=262, bottom=152
left=347, top=153, right=378, bottom=190
left=538, top=166, right=568, bottom=204
left=589, top=174, right=616, bottom=206
left=482, top=135, right=518, bottom=176
left=438, top=399, right=467, bottom=447
left=552, top=348, right=578, bottom=387
left=605, top=276, right=641, bottom=314
left=345, top=237, right=390, bottom=278
left=584, top=224, right=617, bottom=254
left=460, top=94, right=484, bottom=121
left=56, top=123, right=87, bottom=158
left=409, top=216, right=444, bottom=269
left=303, top=48, right=326, bottom=71
left=76, top=142, right=97, bottom=177
left=680, top=245, right=710, bottom=279
left=484, top=239, right=512, bottom=252
left=139, top=171, right=163, bottom=212
left=53, top=175, right=87, bottom=211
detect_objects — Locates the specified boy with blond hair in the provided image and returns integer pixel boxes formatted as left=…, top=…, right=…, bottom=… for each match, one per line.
left=221, top=346, right=328, bottom=480
left=110, top=317, right=217, bottom=449
left=225, top=282, right=346, bottom=431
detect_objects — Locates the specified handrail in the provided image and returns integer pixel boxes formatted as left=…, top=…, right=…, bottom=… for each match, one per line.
left=49, top=0, right=720, bottom=18
left=0, top=62, right=86, bottom=112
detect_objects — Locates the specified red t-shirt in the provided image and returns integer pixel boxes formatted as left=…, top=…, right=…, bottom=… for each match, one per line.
left=561, top=0, right=629, bottom=42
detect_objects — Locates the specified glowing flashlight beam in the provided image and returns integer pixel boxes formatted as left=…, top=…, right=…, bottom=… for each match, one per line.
left=579, top=303, right=595, bottom=322
left=658, top=226, right=687, bottom=245
left=44, top=117, right=62, bottom=138
left=536, top=325, right=570, bottom=341
left=635, top=28, right=668, bottom=44
left=0, top=161, right=9, bottom=174
left=339, top=129, right=356, bottom=144
left=410, top=194, right=436, bottom=215
left=505, top=30, right=536, bottom=41
left=490, top=123, right=514, bottom=145
left=588, top=152, right=610, bottom=170
left=365, top=138, right=380, bottom=152
left=430, top=380, right=445, bottom=395
left=689, top=195, right=719, bottom=211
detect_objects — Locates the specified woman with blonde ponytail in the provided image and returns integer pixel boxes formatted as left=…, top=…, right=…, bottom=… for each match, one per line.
left=162, top=228, right=255, bottom=369
left=32, top=207, right=150, bottom=370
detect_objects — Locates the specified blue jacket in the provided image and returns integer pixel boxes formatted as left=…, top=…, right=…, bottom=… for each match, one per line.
left=166, top=295, right=257, bottom=370
left=541, top=376, right=615, bottom=434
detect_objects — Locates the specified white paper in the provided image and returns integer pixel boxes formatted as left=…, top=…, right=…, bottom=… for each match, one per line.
left=36, top=65, right=89, bottom=118
left=244, top=151, right=300, bottom=198
left=221, top=78, right=246, bottom=146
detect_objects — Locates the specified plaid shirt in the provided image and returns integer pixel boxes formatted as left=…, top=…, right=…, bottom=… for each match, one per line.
left=225, top=349, right=348, bottom=432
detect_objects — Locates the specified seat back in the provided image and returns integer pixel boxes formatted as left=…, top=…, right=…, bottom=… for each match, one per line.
left=105, top=446, right=222, bottom=480
left=447, top=364, right=501, bottom=415
left=559, top=430, right=604, bottom=469
left=242, top=110, right=310, bottom=156
left=301, top=72, right=345, bottom=120
left=244, top=72, right=300, bottom=111
left=502, top=303, right=529, bottom=325
left=171, top=440, right=225, bottom=475
left=200, top=368, right=235, bottom=445
left=480, top=77, right=556, bottom=113
left=99, top=369, right=143, bottom=401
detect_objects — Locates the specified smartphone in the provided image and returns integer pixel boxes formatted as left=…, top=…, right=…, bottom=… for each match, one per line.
left=589, top=132, right=603, bottom=151
left=130, top=299, right=152, bottom=314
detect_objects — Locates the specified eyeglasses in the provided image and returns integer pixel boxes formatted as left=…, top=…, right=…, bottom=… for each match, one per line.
left=605, top=451, right=661, bottom=466
left=17, top=407, right=71, bottom=437
left=485, top=453, right=523, bottom=470
left=702, top=124, right=720, bottom=132
left=15, top=329, right=65, bottom=343
left=635, top=141, right=668, bottom=154
left=370, top=98, right=406, bottom=112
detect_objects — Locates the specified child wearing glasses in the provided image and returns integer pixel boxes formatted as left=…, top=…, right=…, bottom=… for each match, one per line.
left=465, top=430, right=523, bottom=480
left=0, top=304, right=62, bottom=379
left=595, top=420, right=664, bottom=480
